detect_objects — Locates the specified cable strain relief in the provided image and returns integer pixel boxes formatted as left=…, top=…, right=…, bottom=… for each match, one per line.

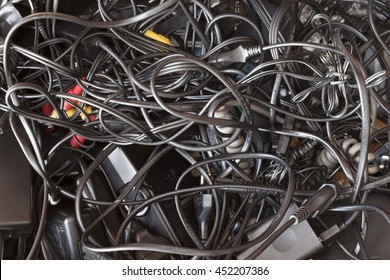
left=289, top=215, right=299, bottom=226
left=91, top=37, right=106, bottom=48
left=48, top=187, right=61, bottom=205
left=291, top=207, right=309, bottom=224
left=246, top=45, right=262, bottom=58
left=48, top=193, right=60, bottom=205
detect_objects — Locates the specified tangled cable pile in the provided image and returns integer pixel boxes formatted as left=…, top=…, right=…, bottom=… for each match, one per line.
left=0, top=0, right=389, bottom=260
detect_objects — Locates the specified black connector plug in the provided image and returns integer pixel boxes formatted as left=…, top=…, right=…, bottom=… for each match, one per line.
left=48, top=187, right=61, bottom=206
left=194, top=193, right=213, bottom=242
left=290, top=183, right=339, bottom=225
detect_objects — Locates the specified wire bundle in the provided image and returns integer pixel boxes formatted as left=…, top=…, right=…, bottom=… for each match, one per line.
left=0, top=0, right=390, bottom=260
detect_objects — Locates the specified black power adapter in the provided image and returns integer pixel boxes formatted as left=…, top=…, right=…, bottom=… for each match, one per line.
left=0, top=113, right=32, bottom=238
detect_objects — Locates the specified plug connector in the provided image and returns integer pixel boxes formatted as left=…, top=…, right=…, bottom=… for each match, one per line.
left=290, top=183, right=339, bottom=225
left=48, top=186, right=61, bottom=205
left=208, top=45, right=262, bottom=69
left=194, top=193, right=213, bottom=242
left=63, top=77, right=85, bottom=110
left=70, top=134, right=87, bottom=149
left=144, top=29, right=173, bottom=46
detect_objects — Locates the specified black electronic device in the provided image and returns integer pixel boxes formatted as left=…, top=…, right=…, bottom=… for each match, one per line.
left=0, top=114, right=32, bottom=237
left=44, top=207, right=105, bottom=260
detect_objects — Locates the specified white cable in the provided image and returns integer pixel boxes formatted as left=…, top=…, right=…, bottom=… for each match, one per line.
left=317, top=137, right=379, bottom=174
left=214, top=106, right=251, bottom=174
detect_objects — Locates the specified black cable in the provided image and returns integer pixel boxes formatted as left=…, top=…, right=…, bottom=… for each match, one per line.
left=352, top=222, right=369, bottom=260
left=224, top=195, right=265, bottom=259
left=79, top=152, right=295, bottom=256
left=367, top=0, right=390, bottom=56
left=217, top=194, right=250, bottom=249
left=1, top=0, right=390, bottom=260
left=80, top=184, right=293, bottom=257
left=27, top=181, right=49, bottom=260
left=328, top=204, right=390, bottom=225
left=75, top=143, right=117, bottom=233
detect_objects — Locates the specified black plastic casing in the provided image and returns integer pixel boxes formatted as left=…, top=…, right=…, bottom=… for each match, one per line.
left=0, top=119, right=32, bottom=237
left=44, top=208, right=105, bottom=260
